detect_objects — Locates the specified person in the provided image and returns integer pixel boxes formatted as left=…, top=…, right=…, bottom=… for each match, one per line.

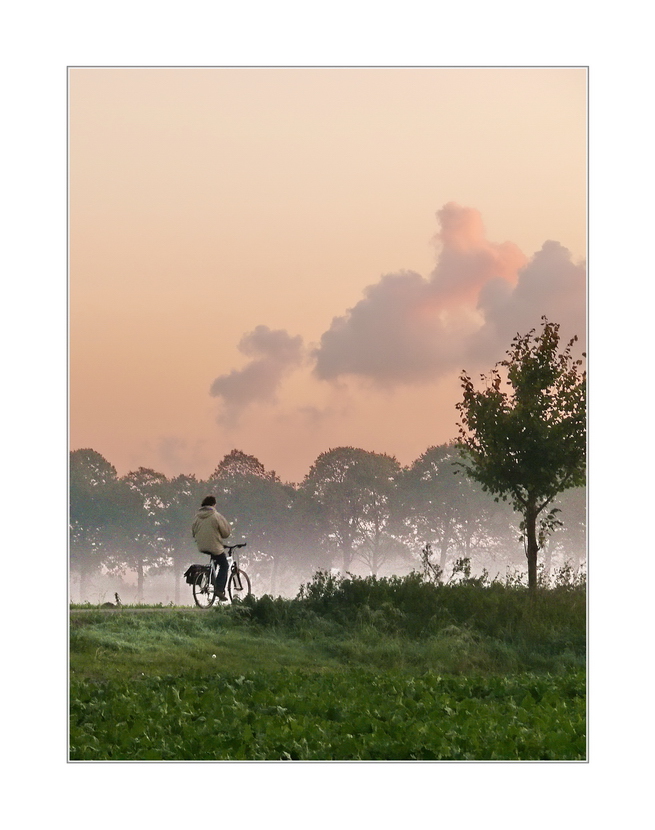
left=191, top=495, right=232, bottom=601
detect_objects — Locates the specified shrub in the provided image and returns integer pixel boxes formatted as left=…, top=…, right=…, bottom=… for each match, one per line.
left=293, top=570, right=585, bottom=657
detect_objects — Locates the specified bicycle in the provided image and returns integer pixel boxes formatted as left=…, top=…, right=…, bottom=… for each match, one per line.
left=190, top=543, right=252, bottom=608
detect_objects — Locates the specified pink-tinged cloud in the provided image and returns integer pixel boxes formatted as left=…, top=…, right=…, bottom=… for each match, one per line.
left=312, top=270, right=449, bottom=384
left=210, top=325, right=304, bottom=425
left=313, top=203, right=537, bottom=384
left=214, top=204, right=586, bottom=402
left=430, top=203, right=527, bottom=303
left=470, top=239, right=586, bottom=363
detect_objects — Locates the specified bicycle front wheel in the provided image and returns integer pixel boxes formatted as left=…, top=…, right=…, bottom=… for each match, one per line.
left=227, top=568, right=251, bottom=602
left=193, top=570, right=216, bottom=608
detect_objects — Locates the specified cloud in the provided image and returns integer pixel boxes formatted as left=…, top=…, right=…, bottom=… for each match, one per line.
left=210, top=325, right=304, bottom=425
left=312, top=269, right=476, bottom=384
left=313, top=202, right=531, bottom=384
left=430, top=203, right=527, bottom=303
left=212, top=204, right=586, bottom=414
left=469, top=239, right=586, bottom=363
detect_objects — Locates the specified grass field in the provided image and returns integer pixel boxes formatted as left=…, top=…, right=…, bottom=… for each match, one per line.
left=70, top=573, right=586, bottom=761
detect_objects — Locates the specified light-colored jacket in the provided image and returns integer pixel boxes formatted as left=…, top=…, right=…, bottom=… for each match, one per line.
left=191, top=506, right=231, bottom=555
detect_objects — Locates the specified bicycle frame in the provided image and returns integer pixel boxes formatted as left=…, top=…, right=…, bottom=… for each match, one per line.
left=225, top=544, right=247, bottom=591
left=191, top=542, right=249, bottom=607
left=228, top=557, right=243, bottom=591
left=207, top=550, right=235, bottom=590
left=208, top=544, right=247, bottom=592
left=207, top=556, right=220, bottom=589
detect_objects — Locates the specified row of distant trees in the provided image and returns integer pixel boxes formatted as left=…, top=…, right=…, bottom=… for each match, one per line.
left=70, top=443, right=585, bottom=603
left=71, top=318, right=586, bottom=601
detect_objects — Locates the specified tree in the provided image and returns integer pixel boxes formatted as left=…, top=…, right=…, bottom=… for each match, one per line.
left=349, top=451, right=402, bottom=576
left=209, top=449, right=295, bottom=592
left=397, top=443, right=512, bottom=577
left=115, top=467, right=171, bottom=602
left=302, top=447, right=401, bottom=574
left=69, top=449, right=118, bottom=600
left=212, top=470, right=289, bottom=568
left=456, top=318, right=586, bottom=591
left=210, top=449, right=280, bottom=481
left=555, top=485, right=586, bottom=570
left=540, top=485, right=586, bottom=579
left=272, top=485, right=329, bottom=592
left=160, top=473, right=206, bottom=603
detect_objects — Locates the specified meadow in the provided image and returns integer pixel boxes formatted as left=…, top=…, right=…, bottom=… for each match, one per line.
left=69, top=571, right=586, bottom=761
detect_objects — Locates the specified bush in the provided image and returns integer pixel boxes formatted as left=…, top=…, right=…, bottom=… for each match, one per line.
left=292, top=570, right=585, bottom=658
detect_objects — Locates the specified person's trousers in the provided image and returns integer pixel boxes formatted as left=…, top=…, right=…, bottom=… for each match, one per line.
left=209, top=552, right=229, bottom=594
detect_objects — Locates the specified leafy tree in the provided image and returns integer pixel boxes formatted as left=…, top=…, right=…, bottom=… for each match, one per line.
left=209, top=452, right=324, bottom=595
left=456, top=318, right=585, bottom=591
left=115, top=467, right=171, bottom=601
left=160, top=474, right=206, bottom=603
left=272, top=485, right=329, bottom=592
left=301, top=447, right=365, bottom=572
left=397, top=444, right=471, bottom=573
left=302, top=447, right=401, bottom=574
left=69, top=449, right=118, bottom=600
left=211, top=449, right=280, bottom=481
left=350, top=451, right=402, bottom=576
left=541, top=485, right=586, bottom=579
left=556, top=485, right=586, bottom=569
left=397, top=443, right=520, bottom=579
left=213, top=472, right=285, bottom=553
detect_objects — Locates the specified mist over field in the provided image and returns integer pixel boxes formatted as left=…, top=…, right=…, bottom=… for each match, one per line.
left=70, top=445, right=585, bottom=607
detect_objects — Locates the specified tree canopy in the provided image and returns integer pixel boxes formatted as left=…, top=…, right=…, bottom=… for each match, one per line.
left=211, top=449, right=280, bottom=481
left=456, top=317, right=586, bottom=590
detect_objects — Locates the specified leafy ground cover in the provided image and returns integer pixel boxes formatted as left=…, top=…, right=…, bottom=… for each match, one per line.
left=70, top=668, right=584, bottom=761
left=70, top=573, right=586, bottom=761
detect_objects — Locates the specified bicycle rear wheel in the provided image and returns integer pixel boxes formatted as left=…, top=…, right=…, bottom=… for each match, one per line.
left=227, top=568, right=251, bottom=601
left=193, top=570, right=216, bottom=608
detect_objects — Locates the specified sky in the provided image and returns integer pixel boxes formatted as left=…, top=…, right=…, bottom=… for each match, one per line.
left=70, top=66, right=587, bottom=484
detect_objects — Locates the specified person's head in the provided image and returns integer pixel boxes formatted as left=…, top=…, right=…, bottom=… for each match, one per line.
left=201, top=495, right=217, bottom=507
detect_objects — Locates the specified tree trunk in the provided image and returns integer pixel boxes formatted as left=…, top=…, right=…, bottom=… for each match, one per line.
left=525, top=500, right=539, bottom=592
left=79, top=568, right=88, bottom=603
left=371, top=523, right=381, bottom=577
left=341, top=526, right=354, bottom=572
left=137, top=560, right=145, bottom=604
left=174, top=569, right=181, bottom=605
left=342, top=547, right=353, bottom=572
left=439, top=521, right=452, bottom=579
left=270, top=554, right=278, bottom=596
left=439, top=537, right=449, bottom=575
left=543, top=540, right=553, bottom=586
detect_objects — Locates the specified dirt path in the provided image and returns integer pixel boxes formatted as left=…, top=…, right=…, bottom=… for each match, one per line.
left=70, top=606, right=203, bottom=614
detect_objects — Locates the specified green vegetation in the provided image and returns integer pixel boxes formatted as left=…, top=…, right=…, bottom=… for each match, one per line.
left=70, top=572, right=586, bottom=761
left=71, top=668, right=584, bottom=761
left=457, top=317, right=586, bottom=591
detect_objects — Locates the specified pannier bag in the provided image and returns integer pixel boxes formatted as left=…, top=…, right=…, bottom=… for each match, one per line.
left=184, top=564, right=210, bottom=585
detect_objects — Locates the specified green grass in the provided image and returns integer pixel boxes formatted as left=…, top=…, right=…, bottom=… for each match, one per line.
left=70, top=610, right=343, bottom=678
left=70, top=575, right=586, bottom=761
left=70, top=667, right=585, bottom=761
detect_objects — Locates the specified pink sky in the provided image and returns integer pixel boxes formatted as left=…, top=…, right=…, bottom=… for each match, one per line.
left=69, top=67, right=586, bottom=484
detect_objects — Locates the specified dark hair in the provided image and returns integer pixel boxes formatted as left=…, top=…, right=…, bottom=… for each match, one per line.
left=201, top=495, right=217, bottom=507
